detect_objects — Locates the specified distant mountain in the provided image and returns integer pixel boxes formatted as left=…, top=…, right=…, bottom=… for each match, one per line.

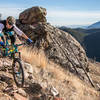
left=83, top=31, right=100, bottom=61
left=59, top=26, right=86, bottom=44
left=88, top=21, right=100, bottom=29
left=66, top=25, right=88, bottom=29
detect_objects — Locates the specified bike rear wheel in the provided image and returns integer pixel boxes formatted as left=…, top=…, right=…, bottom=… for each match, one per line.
left=12, top=58, right=24, bottom=87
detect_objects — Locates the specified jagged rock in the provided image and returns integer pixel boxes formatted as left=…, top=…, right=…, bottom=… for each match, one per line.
left=23, top=62, right=33, bottom=74
left=18, top=88, right=27, bottom=97
left=54, top=97, right=63, bottom=100
left=24, top=83, right=43, bottom=100
left=24, top=83, right=42, bottom=95
left=0, top=58, right=12, bottom=67
left=23, top=62, right=33, bottom=79
left=19, top=6, right=47, bottom=24
left=0, top=95, right=13, bottom=100
left=0, top=81, right=8, bottom=91
left=0, top=74, right=13, bottom=85
left=17, top=7, right=89, bottom=76
left=14, top=93, right=27, bottom=100
left=0, top=92, right=14, bottom=100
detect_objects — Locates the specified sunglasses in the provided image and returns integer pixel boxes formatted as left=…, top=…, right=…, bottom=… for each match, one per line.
left=8, top=21, right=13, bottom=26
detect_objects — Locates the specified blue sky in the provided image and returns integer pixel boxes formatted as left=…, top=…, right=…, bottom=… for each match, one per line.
left=0, top=0, right=100, bottom=26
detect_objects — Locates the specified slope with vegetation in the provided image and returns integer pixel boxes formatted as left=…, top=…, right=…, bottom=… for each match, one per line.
left=0, top=47, right=100, bottom=100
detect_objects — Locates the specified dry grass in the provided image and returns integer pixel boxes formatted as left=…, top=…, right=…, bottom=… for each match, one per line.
left=46, top=64, right=67, bottom=80
left=45, top=62, right=100, bottom=100
left=20, top=47, right=48, bottom=68
left=19, top=46, right=100, bottom=99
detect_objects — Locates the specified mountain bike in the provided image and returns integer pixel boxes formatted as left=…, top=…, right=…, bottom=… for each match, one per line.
left=0, top=35, right=25, bottom=87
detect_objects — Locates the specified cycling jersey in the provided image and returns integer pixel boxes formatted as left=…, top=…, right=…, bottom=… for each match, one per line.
left=0, top=20, right=23, bottom=36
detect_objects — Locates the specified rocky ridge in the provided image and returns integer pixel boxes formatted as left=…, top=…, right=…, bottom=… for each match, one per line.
left=17, top=6, right=89, bottom=80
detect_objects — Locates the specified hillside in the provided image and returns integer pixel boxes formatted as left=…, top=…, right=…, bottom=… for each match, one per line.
left=0, top=47, right=100, bottom=100
left=83, top=32, right=100, bottom=61
left=75, top=28, right=100, bottom=61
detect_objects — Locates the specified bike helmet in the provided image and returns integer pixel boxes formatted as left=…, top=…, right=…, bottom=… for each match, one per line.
left=7, top=16, right=16, bottom=25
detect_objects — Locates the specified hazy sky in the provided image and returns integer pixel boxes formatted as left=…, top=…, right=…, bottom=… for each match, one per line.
left=0, top=0, right=100, bottom=26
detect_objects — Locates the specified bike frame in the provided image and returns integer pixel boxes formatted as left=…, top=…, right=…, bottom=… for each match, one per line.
left=1, top=36, right=24, bottom=58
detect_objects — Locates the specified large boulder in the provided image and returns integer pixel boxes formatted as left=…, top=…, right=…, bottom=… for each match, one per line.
left=19, top=6, right=47, bottom=24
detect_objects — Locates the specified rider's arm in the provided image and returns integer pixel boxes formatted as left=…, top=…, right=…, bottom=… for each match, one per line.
left=0, top=23, right=5, bottom=45
left=13, top=24, right=29, bottom=39
left=0, top=23, right=4, bottom=33
left=13, top=24, right=32, bottom=43
left=0, top=23, right=4, bottom=43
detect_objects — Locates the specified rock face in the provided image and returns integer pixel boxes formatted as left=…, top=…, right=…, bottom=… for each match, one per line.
left=17, top=6, right=89, bottom=73
left=19, top=6, right=47, bottom=24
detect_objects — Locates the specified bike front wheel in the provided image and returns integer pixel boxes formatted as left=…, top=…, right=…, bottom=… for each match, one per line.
left=12, top=58, right=24, bottom=87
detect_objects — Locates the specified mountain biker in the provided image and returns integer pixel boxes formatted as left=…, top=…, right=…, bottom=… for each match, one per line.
left=0, top=16, right=32, bottom=46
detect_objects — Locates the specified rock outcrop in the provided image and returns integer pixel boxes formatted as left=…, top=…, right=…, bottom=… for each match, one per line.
left=19, top=6, right=47, bottom=24
left=17, top=6, right=89, bottom=77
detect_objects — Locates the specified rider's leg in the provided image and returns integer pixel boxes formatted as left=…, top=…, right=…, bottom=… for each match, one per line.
left=1, top=36, right=5, bottom=44
left=0, top=33, right=5, bottom=46
left=0, top=37, right=5, bottom=56
left=10, top=35, right=16, bottom=45
left=0, top=37, right=5, bottom=47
